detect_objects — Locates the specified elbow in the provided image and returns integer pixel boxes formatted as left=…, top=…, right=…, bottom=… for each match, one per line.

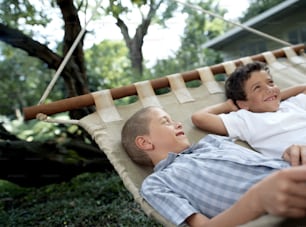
left=191, top=113, right=201, bottom=128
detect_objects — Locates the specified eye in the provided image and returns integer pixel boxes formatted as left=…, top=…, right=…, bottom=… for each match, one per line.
left=268, top=79, right=274, bottom=85
left=253, top=85, right=260, bottom=91
left=161, top=117, right=171, bottom=125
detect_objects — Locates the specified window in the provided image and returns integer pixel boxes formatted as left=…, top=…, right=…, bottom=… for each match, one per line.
left=239, top=41, right=267, bottom=57
left=288, top=26, right=306, bottom=44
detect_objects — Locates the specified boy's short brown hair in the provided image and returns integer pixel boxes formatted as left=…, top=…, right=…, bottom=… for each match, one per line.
left=121, top=106, right=156, bottom=166
left=225, top=61, right=270, bottom=106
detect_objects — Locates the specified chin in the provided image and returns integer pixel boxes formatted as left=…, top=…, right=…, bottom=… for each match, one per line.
left=182, top=143, right=191, bottom=149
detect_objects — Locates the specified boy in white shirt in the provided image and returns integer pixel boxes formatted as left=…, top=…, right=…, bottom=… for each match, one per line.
left=192, top=61, right=306, bottom=161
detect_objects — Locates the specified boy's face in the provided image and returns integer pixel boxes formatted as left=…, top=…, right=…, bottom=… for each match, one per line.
left=237, top=70, right=281, bottom=112
left=147, top=108, right=190, bottom=154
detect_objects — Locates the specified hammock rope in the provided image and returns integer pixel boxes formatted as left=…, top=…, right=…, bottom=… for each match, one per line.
left=173, top=0, right=292, bottom=46
left=38, top=0, right=104, bottom=105
left=36, top=113, right=80, bottom=125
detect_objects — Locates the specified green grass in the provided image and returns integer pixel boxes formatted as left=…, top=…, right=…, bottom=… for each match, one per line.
left=0, top=171, right=162, bottom=226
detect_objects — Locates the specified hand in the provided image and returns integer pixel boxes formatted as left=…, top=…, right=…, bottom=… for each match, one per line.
left=225, top=99, right=239, bottom=112
left=282, top=144, right=306, bottom=166
left=253, top=165, right=306, bottom=218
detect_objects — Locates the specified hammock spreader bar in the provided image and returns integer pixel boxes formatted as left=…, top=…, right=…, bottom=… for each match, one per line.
left=22, top=43, right=305, bottom=121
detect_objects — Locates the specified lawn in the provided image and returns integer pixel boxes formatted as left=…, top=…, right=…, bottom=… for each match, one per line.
left=0, top=171, right=162, bottom=226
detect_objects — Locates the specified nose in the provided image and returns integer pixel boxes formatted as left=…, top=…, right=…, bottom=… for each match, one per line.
left=265, top=85, right=275, bottom=94
left=174, top=121, right=182, bottom=128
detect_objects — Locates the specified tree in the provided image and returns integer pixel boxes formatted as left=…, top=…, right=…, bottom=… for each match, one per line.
left=0, top=0, right=109, bottom=185
left=105, top=0, right=179, bottom=78
left=151, top=0, right=225, bottom=77
left=0, top=44, right=64, bottom=118
left=0, top=0, right=91, bottom=119
left=239, top=0, right=286, bottom=23
left=85, top=40, right=132, bottom=91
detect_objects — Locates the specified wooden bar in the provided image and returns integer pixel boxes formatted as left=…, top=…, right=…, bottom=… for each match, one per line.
left=23, top=43, right=305, bottom=120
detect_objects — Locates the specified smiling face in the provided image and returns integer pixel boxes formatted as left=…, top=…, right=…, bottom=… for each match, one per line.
left=147, top=108, right=190, bottom=154
left=237, top=70, right=281, bottom=112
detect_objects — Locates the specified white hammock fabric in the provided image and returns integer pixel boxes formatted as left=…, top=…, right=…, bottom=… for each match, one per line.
left=29, top=44, right=306, bottom=226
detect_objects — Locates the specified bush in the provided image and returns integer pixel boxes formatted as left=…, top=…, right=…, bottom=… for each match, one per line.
left=0, top=171, right=161, bottom=226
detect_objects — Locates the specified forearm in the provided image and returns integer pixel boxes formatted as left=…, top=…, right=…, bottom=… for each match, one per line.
left=187, top=185, right=264, bottom=227
left=204, top=186, right=265, bottom=227
left=281, top=84, right=306, bottom=100
left=191, top=101, right=233, bottom=135
left=195, top=101, right=237, bottom=115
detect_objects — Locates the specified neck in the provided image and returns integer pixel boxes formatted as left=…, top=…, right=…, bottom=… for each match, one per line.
left=149, top=152, right=169, bottom=166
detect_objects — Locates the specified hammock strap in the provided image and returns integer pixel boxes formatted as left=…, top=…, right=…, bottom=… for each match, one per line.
left=167, top=73, right=195, bottom=103
left=197, top=67, right=223, bottom=94
left=173, top=0, right=292, bottom=47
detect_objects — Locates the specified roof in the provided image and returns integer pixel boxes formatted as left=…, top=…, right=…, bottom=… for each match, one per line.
left=203, top=0, right=303, bottom=49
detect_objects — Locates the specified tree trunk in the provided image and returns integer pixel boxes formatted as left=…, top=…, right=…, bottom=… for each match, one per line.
left=0, top=123, right=113, bottom=187
left=57, top=0, right=94, bottom=119
left=115, top=0, right=163, bottom=78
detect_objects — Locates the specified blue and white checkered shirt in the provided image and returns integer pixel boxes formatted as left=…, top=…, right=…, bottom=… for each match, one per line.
left=140, top=134, right=290, bottom=226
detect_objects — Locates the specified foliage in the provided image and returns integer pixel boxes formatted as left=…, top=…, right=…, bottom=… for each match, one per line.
left=0, top=44, right=64, bottom=118
left=7, top=113, right=78, bottom=142
left=85, top=40, right=132, bottom=91
left=0, top=179, right=24, bottom=198
left=0, top=171, right=161, bottom=226
left=105, top=0, right=178, bottom=25
left=239, top=0, right=286, bottom=23
left=178, top=0, right=225, bottom=69
left=150, top=0, right=224, bottom=77
left=0, top=0, right=51, bottom=29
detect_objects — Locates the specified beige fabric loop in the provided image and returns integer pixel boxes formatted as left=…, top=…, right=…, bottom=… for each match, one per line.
left=283, top=46, right=306, bottom=65
left=167, top=73, right=194, bottom=103
left=92, top=90, right=122, bottom=122
left=197, top=67, right=223, bottom=94
left=240, top=57, right=253, bottom=65
left=263, top=52, right=286, bottom=70
left=222, top=61, right=237, bottom=75
left=134, top=81, right=161, bottom=107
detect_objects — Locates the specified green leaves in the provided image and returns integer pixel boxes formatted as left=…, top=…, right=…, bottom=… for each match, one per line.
left=0, top=45, right=62, bottom=118
left=85, top=40, right=132, bottom=91
left=0, top=0, right=51, bottom=28
left=239, top=0, right=286, bottom=22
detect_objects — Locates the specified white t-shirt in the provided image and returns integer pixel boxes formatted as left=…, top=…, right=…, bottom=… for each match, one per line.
left=220, top=93, right=306, bottom=158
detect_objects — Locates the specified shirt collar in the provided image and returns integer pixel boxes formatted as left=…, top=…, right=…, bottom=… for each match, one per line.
left=153, top=144, right=196, bottom=171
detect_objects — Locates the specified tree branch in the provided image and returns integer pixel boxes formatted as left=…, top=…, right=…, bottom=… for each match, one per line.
left=0, top=23, right=62, bottom=70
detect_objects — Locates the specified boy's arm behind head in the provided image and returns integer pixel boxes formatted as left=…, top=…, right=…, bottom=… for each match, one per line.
left=280, top=84, right=306, bottom=100
left=191, top=101, right=233, bottom=136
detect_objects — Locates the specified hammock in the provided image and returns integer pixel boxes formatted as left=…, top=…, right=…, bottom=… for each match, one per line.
left=23, top=43, right=306, bottom=226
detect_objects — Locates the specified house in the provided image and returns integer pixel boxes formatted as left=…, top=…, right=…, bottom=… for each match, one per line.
left=204, top=0, right=306, bottom=60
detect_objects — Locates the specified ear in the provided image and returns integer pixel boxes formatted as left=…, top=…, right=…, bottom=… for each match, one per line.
left=236, top=100, right=249, bottom=110
left=135, top=135, right=154, bottom=151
